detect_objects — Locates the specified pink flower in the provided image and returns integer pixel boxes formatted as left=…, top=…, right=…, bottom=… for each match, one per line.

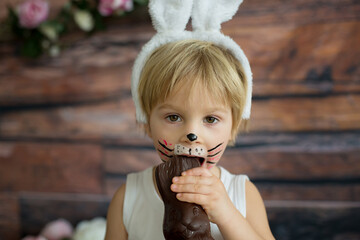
left=17, top=0, right=49, bottom=29
left=98, top=0, right=133, bottom=16
left=121, top=0, right=133, bottom=12
left=40, top=219, right=73, bottom=240
left=98, top=0, right=120, bottom=16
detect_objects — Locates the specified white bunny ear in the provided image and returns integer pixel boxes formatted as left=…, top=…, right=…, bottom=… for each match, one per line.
left=149, top=0, right=193, bottom=33
left=192, top=0, right=243, bottom=31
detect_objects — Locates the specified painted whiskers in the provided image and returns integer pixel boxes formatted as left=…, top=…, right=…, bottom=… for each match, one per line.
left=157, top=139, right=224, bottom=169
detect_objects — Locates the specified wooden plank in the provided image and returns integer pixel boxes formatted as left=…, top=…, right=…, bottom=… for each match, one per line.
left=104, top=177, right=126, bottom=198
left=229, top=21, right=360, bottom=83
left=1, top=95, right=359, bottom=140
left=0, top=99, right=142, bottom=141
left=250, top=94, right=360, bottom=132
left=0, top=141, right=103, bottom=193
left=0, top=193, right=20, bottom=240
left=104, top=148, right=160, bottom=175
left=222, top=149, right=360, bottom=181
left=266, top=200, right=360, bottom=240
left=257, top=183, right=360, bottom=201
left=235, top=0, right=360, bottom=26
left=1, top=17, right=359, bottom=107
left=20, top=192, right=110, bottom=236
left=0, top=63, right=134, bottom=107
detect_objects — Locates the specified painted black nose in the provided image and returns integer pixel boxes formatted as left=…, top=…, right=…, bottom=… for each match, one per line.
left=187, top=133, right=197, bottom=142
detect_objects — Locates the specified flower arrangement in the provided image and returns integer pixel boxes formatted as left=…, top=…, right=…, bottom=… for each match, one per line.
left=1, top=0, right=148, bottom=58
left=22, top=217, right=107, bottom=240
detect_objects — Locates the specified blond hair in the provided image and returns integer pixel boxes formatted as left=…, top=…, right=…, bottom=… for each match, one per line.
left=138, top=39, right=248, bottom=143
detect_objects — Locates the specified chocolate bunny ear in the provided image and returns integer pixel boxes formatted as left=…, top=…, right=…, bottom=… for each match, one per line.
left=192, top=0, right=244, bottom=31
left=149, top=0, right=193, bottom=33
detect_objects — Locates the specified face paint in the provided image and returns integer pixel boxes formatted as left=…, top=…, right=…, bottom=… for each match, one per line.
left=174, top=144, right=206, bottom=158
left=157, top=139, right=174, bottom=162
left=156, top=140, right=225, bottom=169
left=205, top=142, right=224, bottom=169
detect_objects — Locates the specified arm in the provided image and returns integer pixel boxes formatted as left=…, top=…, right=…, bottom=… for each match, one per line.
left=105, top=184, right=128, bottom=240
left=217, top=180, right=275, bottom=240
left=244, top=180, right=275, bottom=239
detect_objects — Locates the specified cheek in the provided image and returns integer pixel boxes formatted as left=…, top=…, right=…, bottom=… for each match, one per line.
left=155, top=138, right=175, bottom=162
left=206, top=145, right=224, bottom=169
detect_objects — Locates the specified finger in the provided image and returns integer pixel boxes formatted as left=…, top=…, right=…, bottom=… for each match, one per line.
left=172, top=175, right=213, bottom=185
left=176, top=192, right=208, bottom=206
left=171, top=182, right=212, bottom=195
left=182, top=166, right=212, bottom=177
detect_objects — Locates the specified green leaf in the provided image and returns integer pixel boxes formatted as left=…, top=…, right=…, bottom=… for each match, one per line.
left=21, top=36, right=43, bottom=58
left=71, top=0, right=90, bottom=10
left=92, top=10, right=106, bottom=31
left=134, top=0, right=149, bottom=6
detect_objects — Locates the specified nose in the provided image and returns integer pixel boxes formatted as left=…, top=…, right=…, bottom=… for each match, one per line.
left=187, top=133, right=197, bottom=142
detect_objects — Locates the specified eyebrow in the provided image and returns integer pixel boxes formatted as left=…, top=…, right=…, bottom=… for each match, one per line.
left=157, top=103, right=229, bottom=114
left=157, top=103, right=177, bottom=110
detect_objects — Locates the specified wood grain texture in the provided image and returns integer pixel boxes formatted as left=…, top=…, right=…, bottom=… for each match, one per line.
left=0, top=193, right=20, bottom=240
left=234, top=0, right=360, bottom=26
left=0, top=99, right=141, bottom=141
left=1, top=5, right=359, bottom=106
left=0, top=141, right=103, bottom=193
left=1, top=95, right=359, bottom=141
left=104, top=148, right=160, bottom=175
left=267, top=201, right=360, bottom=240
left=250, top=94, right=360, bottom=132
left=257, top=183, right=360, bottom=201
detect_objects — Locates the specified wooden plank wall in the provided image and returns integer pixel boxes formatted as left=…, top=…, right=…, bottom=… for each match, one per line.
left=0, top=0, right=360, bottom=239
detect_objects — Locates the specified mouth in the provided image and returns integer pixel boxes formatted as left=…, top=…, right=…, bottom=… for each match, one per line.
left=179, top=155, right=205, bottom=166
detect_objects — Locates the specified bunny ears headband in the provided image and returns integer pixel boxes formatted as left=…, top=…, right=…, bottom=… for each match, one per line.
left=131, top=0, right=253, bottom=123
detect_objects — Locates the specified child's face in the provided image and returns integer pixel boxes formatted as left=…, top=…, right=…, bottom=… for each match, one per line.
left=146, top=81, right=233, bottom=169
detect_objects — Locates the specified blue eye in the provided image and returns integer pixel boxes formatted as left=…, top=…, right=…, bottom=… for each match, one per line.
left=166, top=115, right=181, bottom=122
left=204, top=116, right=218, bottom=124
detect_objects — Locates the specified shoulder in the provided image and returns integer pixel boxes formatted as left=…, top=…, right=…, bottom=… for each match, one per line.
left=105, top=184, right=127, bottom=240
left=245, top=180, right=275, bottom=240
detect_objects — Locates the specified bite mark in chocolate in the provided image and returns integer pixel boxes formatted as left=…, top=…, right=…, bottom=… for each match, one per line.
left=155, top=155, right=214, bottom=240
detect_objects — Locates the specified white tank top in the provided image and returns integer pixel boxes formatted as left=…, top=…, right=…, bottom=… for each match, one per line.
left=123, top=166, right=249, bottom=240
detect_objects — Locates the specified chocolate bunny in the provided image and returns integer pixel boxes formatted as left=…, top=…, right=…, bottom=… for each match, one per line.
left=155, top=155, right=214, bottom=240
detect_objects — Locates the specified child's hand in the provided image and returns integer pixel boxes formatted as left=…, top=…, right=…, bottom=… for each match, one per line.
left=171, top=167, right=236, bottom=224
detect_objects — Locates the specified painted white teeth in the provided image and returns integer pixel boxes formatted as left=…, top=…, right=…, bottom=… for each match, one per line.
left=174, top=144, right=206, bottom=158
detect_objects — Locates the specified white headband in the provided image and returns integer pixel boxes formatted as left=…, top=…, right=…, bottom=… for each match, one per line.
left=131, top=0, right=252, bottom=124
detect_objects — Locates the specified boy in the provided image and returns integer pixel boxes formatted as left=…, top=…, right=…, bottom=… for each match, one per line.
left=106, top=0, right=275, bottom=239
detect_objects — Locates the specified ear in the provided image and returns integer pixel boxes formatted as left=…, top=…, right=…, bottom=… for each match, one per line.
left=144, top=123, right=152, bottom=138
